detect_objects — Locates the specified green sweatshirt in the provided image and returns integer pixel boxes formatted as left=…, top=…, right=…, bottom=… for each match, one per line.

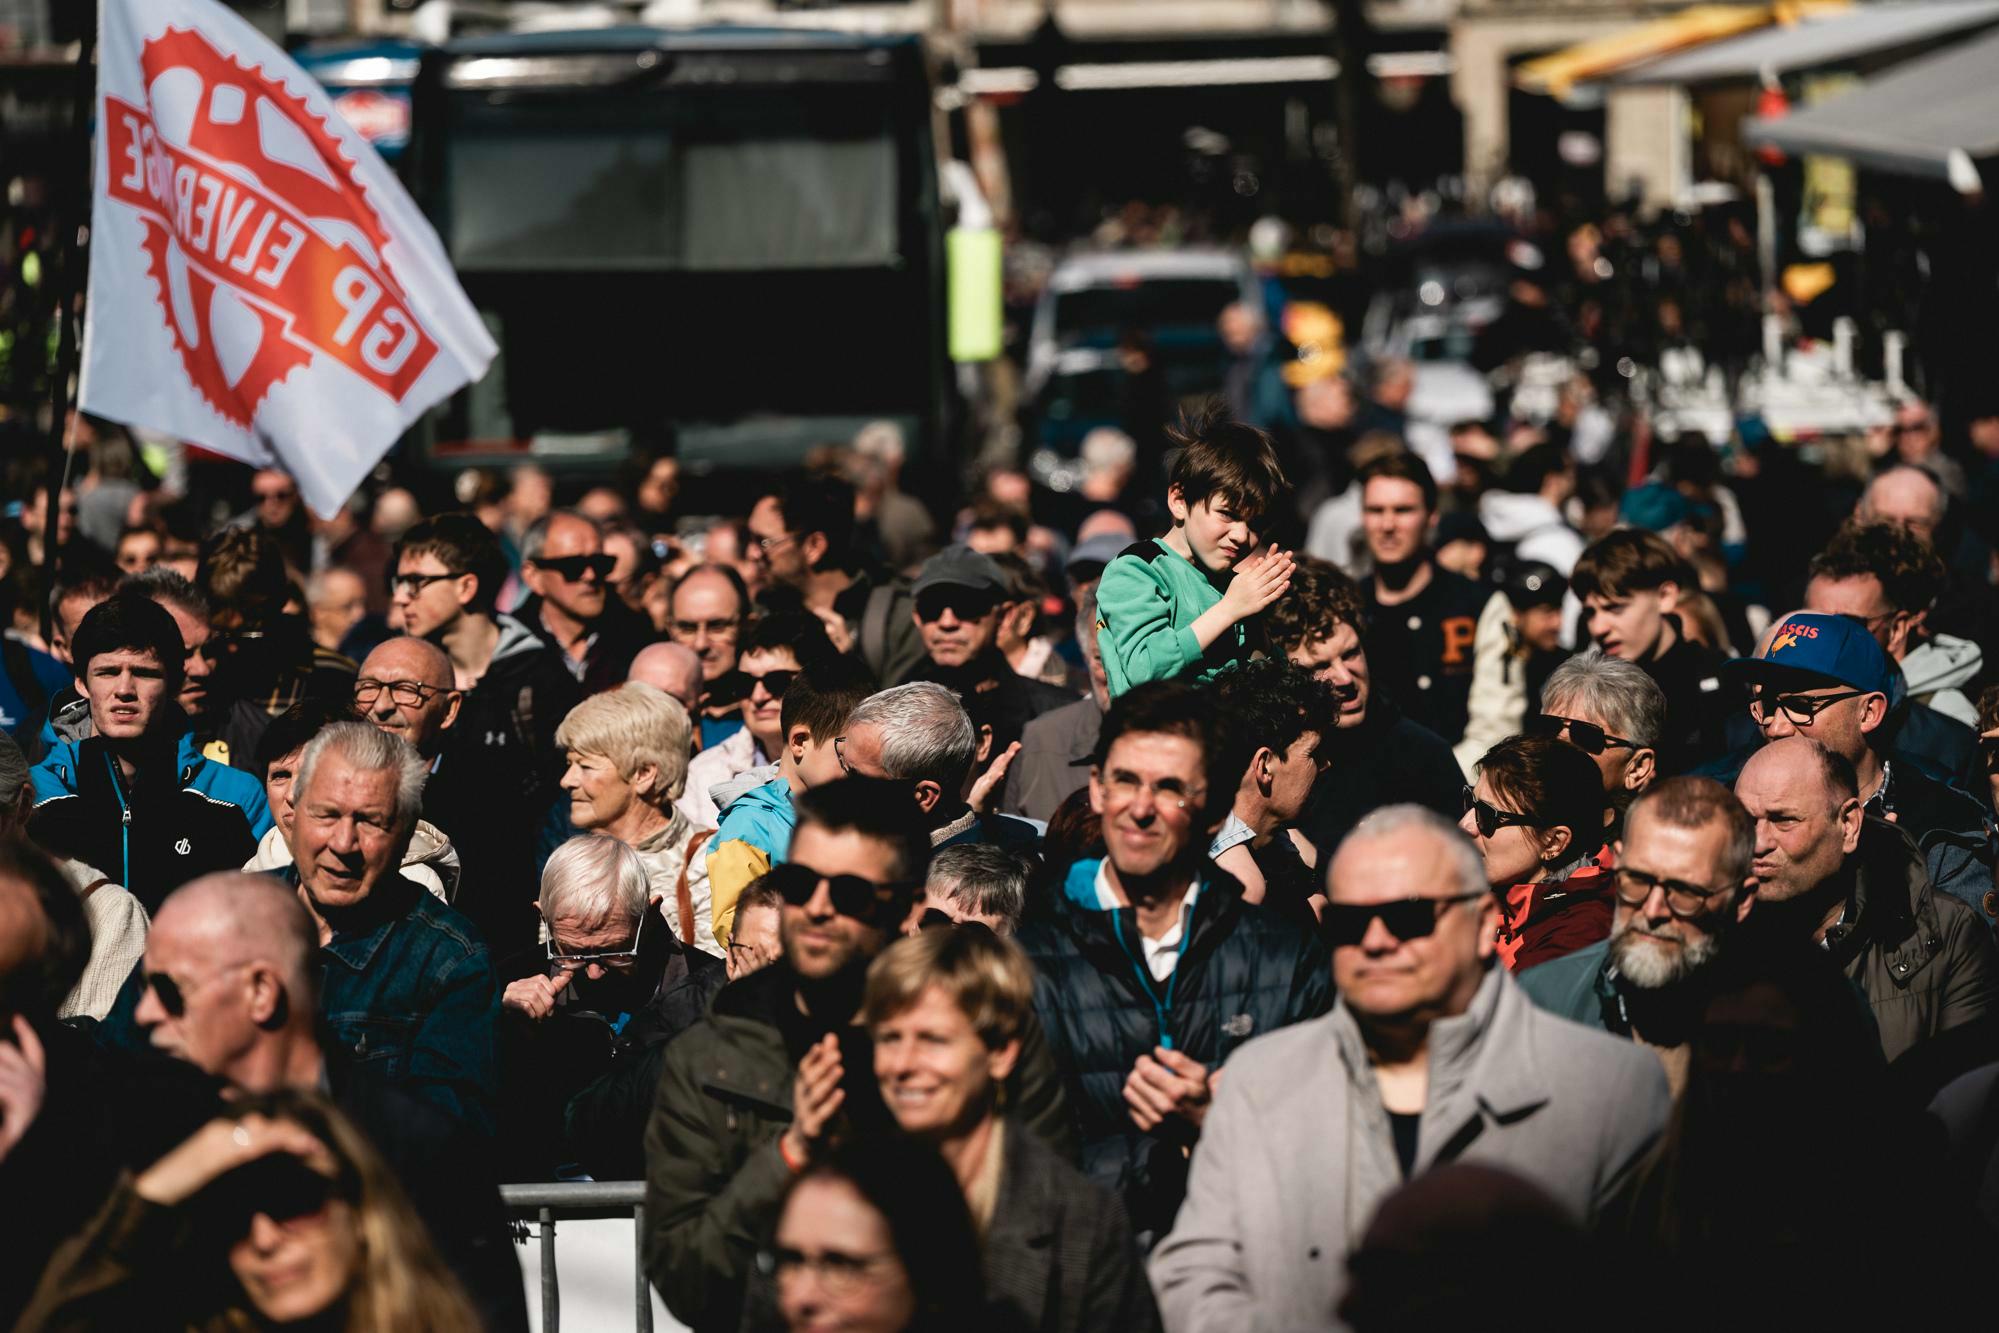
left=1096, top=538, right=1248, bottom=698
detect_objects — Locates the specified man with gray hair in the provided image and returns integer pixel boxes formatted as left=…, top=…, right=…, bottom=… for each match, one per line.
left=835, top=681, right=1040, bottom=850
left=133, top=871, right=529, bottom=1329
left=913, top=843, right=1030, bottom=935
left=1533, top=646, right=1667, bottom=832
left=498, top=833, right=724, bottom=1179
left=1519, top=777, right=1756, bottom=1094
left=516, top=508, right=651, bottom=695
left=1152, top=803, right=1669, bottom=1329
left=290, top=720, right=500, bottom=1131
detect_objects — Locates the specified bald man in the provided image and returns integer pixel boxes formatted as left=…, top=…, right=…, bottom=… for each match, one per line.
left=1735, top=736, right=1998, bottom=1062
left=629, top=641, right=703, bottom=714
left=132, top=872, right=530, bottom=1329
left=356, top=636, right=462, bottom=759
left=1859, top=466, right=1948, bottom=550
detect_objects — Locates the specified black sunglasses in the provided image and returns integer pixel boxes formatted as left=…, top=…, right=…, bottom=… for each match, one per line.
left=143, top=970, right=192, bottom=1017
left=915, top=588, right=1000, bottom=624
left=767, top=862, right=917, bottom=927
left=532, top=553, right=617, bottom=582
left=196, top=1153, right=343, bottom=1232
left=1319, top=891, right=1487, bottom=949
left=1749, top=688, right=1867, bottom=725
left=745, top=669, right=796, bottom=700
left=1461, top=785, right=1540, bottom=839
left=1527, top=712, right=1638, bottom=756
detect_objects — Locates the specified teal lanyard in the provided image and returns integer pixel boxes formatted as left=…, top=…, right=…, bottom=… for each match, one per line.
left=103, top=750, right=131, bottom=888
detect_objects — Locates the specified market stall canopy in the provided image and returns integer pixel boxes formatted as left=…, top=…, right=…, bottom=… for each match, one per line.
left=1613, top=0, right=1999, bottom=84
left=1513, top=2, right=1847, bottom=99
left=1743, top=24, right=1999, bottom=190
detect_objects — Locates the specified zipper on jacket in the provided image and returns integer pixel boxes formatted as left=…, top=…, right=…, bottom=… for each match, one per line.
left=103, top=750, right=132, bottom=888
left=1109, top=908, right=1180, bottom=1051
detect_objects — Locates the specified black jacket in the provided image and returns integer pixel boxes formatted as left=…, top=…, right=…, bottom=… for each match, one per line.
left=498, top=905, right=727, bottom=1180
left=1014, top=861, right=1333, bottom=1241
left=511, top=594, right=656, bottom=699
left=28, top=736, right=259, bottom=913
left=1359, top=563, right=1488, bottom=743
left=1301, top=696, right=1464, bottom=857
left=1866, top=760, right=1998, bottom=927
left=425, top=615, right=581, bottom=956
left=1638, top=619, right=1733, bottom=774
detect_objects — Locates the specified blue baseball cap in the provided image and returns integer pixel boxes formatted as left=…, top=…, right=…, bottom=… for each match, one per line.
left=1618, top=483, right=1691, bottom=534
left=1721, top=611, right=1894, bottom=696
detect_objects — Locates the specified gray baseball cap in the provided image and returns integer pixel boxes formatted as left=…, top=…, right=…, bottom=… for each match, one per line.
left=912, top=544, right=1008, bottom=596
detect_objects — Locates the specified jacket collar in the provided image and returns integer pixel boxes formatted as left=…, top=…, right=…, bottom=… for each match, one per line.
left=315, top=874, right=425, bottom=972
left=1332, top=967, right=1551, bottom=1131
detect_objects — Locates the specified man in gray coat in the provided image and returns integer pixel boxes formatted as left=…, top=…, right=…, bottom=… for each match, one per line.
left=1150, top=804, right=1669, bottom=1331
left=1002, top=588, right=1107, bottom=824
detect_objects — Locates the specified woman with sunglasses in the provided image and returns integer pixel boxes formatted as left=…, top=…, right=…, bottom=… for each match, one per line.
left=856, top=929, right=1157, bottom=1333
left=557, top=682, right=722, bottom=959
left=20, top=1089, right=480, bottom=1331
left=1460, top=734, right=1610, bottom=972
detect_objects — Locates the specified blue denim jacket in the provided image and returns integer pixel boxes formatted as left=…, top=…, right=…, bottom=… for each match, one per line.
left=312, top=872, right=501, bottom=1135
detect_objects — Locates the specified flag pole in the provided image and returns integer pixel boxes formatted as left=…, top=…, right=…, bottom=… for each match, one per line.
left=39, top=2, right=99, bottom=642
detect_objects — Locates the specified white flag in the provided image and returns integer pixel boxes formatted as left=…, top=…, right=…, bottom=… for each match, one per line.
left=81, top=0, right=495, bottom=515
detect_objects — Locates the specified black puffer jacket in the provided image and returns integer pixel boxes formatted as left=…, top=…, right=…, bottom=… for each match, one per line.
left=1014, top=859, right=1332, bottom=1241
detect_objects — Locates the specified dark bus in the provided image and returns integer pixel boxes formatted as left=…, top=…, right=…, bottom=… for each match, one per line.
left=387, top=25, right=957, bottom=483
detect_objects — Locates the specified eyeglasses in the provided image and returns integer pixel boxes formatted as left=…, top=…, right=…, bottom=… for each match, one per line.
left=758, top=1245, right=897, bottom=1296
left=766, top=861, right=917, bottom=928
left=392, top=571, right=460, bottom=598
left=914, top=588, right=1000, bottom=624
left=143, top=961, right=252, bottom=1018
left=546, top=913, right=646, bottom=971
left=1748, top=688, right=1867, bottom=726
left=353, top=678, right=449, bottom=707
left=1527, top=713, right=1638, bottom=756
left=1318, top=891, right=1487, bottom=949
left=531, top=554, right=617, bottom=582
left=1611, top=866, right=1731, bottom=920
left=756, top=532, right=799, bottom=557
left=1461, top=785, right=1539, bottom=839
left=1099, top=770, right=1205, bottom=812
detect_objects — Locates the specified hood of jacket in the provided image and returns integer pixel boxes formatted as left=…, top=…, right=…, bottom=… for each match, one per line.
left=714, top=763, right=783, bottom=816
left=487, top=613, right=552, bottom=671
left=1901, top=634, right=1982, bottom=696
left=1478, top=490, right=1566, bottom=543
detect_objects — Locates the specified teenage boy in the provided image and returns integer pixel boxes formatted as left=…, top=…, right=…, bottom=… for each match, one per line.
left=1096, top=412, right=1292, bottom=699
left=1573, top=529, right=1729, bottom=774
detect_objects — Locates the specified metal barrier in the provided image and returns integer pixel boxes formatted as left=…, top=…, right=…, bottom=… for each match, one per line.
left=500, top=1181, right=652, bottom=1333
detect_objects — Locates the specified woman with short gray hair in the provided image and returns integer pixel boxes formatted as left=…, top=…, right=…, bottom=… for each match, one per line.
left=556, top=683, right=720, bottom=959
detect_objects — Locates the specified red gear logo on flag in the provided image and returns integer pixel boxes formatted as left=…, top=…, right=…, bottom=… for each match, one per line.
left=101, top=26, right=438, bottom=429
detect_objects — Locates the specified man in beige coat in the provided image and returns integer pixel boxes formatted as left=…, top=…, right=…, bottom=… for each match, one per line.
left=1150, top=804, right=1669, bottom=1331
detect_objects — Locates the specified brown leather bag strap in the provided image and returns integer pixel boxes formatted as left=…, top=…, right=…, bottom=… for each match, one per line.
left=675, top=829, right=714, bottom=948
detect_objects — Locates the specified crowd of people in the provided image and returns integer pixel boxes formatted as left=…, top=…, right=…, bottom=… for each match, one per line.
left=3, top=375, right=1999, bottom=1331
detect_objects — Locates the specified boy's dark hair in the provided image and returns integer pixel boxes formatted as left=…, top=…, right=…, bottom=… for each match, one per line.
left=1807, top=519, right=1946, bottom=617
left=120, top=567, right=212, bottom=622
left=793, top=776, right=933, bottom=885
left=0, top=836, right=91, bottom=1024
left=1264, top=556, right=1367, bottom=654
left=255, top=698, right=354, bottom=770
left=1167, top=404, right=1287, bottom=525
left=394, top=513, right=507, bottom=615
left=773, top=474, right=857, bottom=567
left=1357, top=451, right=1439, bottom=513
left=1476, top=734, right=1607, bottom=860
left=198, top=526, right=289, bottom=623
left=1571, top=529, right=1689, bottom=603
left=736, top=870, right=787, bottom=920
left=1208, top=657, right=1336, bottom=792
left=70, top=591, right=185, bottom=691
left=742, top=609, right=838, bottom=672
left=779, top=652, right=878, bottom=744
left=1093, top=680, right=1231, bottom=828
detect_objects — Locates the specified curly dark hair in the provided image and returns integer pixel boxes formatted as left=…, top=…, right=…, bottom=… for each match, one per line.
left=1807, top=519, right=1947, bottom=617
left=1207, top=657, right=1336, bottom=790
left=1264, top=556, right=1367, bottom=654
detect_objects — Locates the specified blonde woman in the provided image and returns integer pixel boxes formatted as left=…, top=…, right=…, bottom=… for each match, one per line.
left=19, top=1089, right=481, bottom=1331
left=556, top=682, right=721, bottom=958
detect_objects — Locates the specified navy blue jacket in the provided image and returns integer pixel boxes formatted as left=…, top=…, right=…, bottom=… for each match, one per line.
left=310, top=871, right=502, bottom=1135
left=1014, top=858, right=1332, bottom=1241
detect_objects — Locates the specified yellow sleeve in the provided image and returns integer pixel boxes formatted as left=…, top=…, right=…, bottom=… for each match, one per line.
left=706, top=840, right=772, bottom=948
